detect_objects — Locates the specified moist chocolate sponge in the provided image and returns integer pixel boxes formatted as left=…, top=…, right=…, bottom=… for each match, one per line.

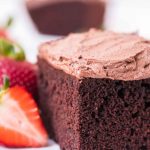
left=38, top=29, right=150, bottom=149
left=38, top=58, right=149, bottom=149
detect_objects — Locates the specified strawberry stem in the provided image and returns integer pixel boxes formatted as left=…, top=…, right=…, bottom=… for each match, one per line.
left=2, top=75, right=10, bottom=90
left=4, top=17, right=13, bottom=29
left=0, top=76, right=10, bottom=102
left=0, top=75, right=10, bottom=91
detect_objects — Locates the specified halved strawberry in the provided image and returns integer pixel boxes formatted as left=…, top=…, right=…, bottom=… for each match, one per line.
left=0, top=85, right=48, bottom=147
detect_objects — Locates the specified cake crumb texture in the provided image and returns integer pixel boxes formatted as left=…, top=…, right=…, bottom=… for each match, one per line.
left=38, top=58, right=150, bottom=150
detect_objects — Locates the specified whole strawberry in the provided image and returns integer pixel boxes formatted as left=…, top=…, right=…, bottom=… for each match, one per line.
left=0, top=22, right=38, bottom=98
left=0, top=58, right=38, bottom=98
left=0, top=17, right=13, bottom=40
left=0, top=28, right=8, bottom=39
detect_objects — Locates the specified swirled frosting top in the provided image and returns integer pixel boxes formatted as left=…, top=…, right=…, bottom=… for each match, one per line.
left=39, top=29, right=150, bottom=80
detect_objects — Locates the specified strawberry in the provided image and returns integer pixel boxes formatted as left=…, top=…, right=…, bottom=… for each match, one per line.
left=0, top=28, right=8, bottom=39
left=0, top=58, right=38, bottom=98
left=0, top=79, right=48, bottom=147
left=0, top=17, right=13, bottom=40
left=0, top=22, right=37, bottom=98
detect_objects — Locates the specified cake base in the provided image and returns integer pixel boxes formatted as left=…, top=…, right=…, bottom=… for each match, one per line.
left=38, top=58, right=149, bottom=150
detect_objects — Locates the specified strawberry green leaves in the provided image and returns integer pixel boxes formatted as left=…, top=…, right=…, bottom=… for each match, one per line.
left=0, top=38, right=25, bottom=61
left=0, top=17, right=25, bottom=61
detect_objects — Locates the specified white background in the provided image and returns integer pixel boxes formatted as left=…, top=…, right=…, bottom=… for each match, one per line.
left=105, top=0, right=150, bottom=38
left=1, top=0, right=150, bottom=62
left=0, top=0, right=58, bottom=63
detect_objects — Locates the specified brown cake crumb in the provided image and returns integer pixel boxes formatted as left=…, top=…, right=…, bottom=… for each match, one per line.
left=38, top=29, right=150, bottom=149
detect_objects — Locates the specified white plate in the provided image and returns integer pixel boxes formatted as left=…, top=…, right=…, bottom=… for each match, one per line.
left=0, top=140, right=60, bottom=150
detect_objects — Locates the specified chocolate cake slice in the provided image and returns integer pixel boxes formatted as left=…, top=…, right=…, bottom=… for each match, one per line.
left=38, top=29, right=150, bottom=149
left=26, top=0, right=105, bottom=35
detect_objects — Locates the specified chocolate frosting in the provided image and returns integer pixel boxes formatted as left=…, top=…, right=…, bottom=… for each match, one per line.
left=39, top=29, right=150, bottom=80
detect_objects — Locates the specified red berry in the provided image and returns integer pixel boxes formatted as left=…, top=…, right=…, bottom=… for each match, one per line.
left=0, top=28, right=8, bottom=39
left=0, top=58, right=38, bottom=98
left=0, top=86, right=48, bottom=147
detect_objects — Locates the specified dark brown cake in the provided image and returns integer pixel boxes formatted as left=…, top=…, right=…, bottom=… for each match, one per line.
left=38, top=29, right=150, bottom=150
left=26, top=0, right=105, bottom=35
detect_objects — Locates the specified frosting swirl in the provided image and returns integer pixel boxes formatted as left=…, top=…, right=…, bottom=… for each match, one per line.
left=39, top=29, right=150, bottom=80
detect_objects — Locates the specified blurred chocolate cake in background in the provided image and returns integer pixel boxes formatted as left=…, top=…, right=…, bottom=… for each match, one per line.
left=26, top=0, right=106, bottom=35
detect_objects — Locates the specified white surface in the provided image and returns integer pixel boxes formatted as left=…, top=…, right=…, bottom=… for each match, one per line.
left=0, top=140, right=60, bottom=150
left=105, top=0, right=150, bottom=39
